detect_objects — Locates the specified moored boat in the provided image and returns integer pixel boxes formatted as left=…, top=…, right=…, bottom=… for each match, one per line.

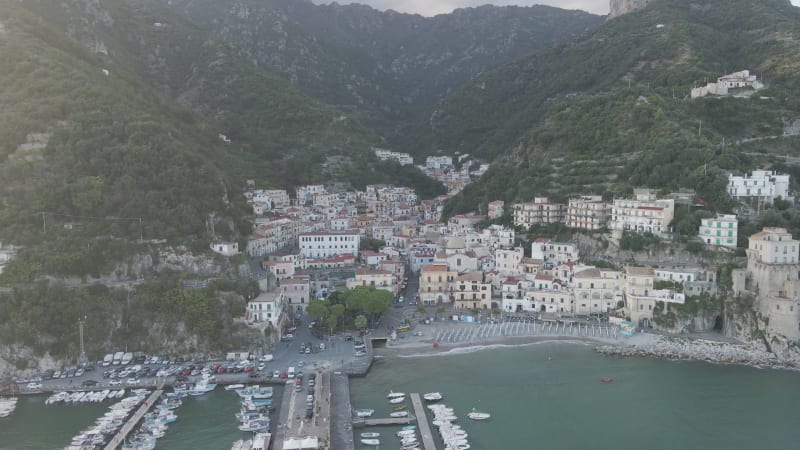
left=423, top=392, right=443, bottom=402
left=360, top=432, right=380, bottom=438
left=360, top=438, right=380, bottom=446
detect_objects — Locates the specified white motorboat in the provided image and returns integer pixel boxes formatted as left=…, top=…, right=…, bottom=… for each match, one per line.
left=225, top=384, right=245, bottom=391
left=386, top=391, right=405, bottom=399
left=423, top=392, right=443, bottom=401
left=360, top=438, right=380, bottom=446
left=389, top=397, right=405, bottom=404
left=390, top=411, right=409, bottom=418
left=467, top=408, right=490, bottom=420
left=397, top=430, right=416, bottom=437
left=360, top=432, right=380, bottom=438
left=188, top=378, right=217, bottom=396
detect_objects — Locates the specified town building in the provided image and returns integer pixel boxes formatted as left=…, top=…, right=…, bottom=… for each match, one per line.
left=610, top=189, right=675, bottom=237
left=262, top=260, right=295, bottom=279
left=451, top=272, right=492, bottom=310
left=566, top=195, right=610, bottom=231
left=487, top=200, right=505, bottom=219
left=727, top=170, right=791, bottom=204
left=298, top=230, right=360, bottom=259
left=419, top=264, right=456, bottom=305
left=512, top=197, right=567, bottom=229
left=346, top=268, right=395, bottom=294
left=699, top=214, right=738, bottom=249
left=296, top=185, right=326, bottom=204
left=573, top=268, right=624, bottom=315
left=530, top=238, right=580, bottom=266
left=281, top=276, right=310, bottom=314
left=425, top=156, right=453, bottom=170
left=494, top=247, right=524, bottom=275
left=247, top=288, right=286, bottom=329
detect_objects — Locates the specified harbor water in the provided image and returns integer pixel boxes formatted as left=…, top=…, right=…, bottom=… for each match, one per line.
left=2, top=343, right=800, bottom=449
left=0, top=385, right=283, bottom=450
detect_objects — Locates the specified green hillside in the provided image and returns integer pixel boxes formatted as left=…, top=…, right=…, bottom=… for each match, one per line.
left=439, top=0, right=800, bottom=216
left=0, top=0, right=389, bottom=277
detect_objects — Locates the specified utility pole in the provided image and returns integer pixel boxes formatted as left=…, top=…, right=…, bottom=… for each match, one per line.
left=698, top=120, right=702, bottom=137
left=78, top=316, right=87, bottom=365
left=41, top=212, right=46, bottom=235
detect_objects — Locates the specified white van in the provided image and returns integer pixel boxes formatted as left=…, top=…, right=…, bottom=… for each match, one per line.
left=121, top=352, right=133, bottom=365
left=112, top=352, right=124, bottom=365
left=102, top=354, right=114, bottom=367
left=287, top=366, right=296, bottom=378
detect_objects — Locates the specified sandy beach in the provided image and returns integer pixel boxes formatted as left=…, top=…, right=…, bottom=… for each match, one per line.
left=372, top=325, right=800, bottom=371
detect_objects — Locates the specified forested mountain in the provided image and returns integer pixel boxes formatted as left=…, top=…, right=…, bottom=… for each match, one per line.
left=153, top=0, right=602, bottom=144
left=438, top=0, right=800, bottom=215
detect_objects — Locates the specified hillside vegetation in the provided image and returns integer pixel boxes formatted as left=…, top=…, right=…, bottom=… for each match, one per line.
left=439, top=0, right=800, bottom=215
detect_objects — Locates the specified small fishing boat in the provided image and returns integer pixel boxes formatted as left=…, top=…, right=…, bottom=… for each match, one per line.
left=389, top=397, right=405, bottom=404
left=390, top=411, right=409, bottom=418
left=423, top=392, right=443, bottom=402
left=467, top=408, right=490, bottom=420
left=600, top=377, right=614, bottom=383
left=360, top=438, right=380, bottom=446
left=393, top=404, right=408, bottom=411
left=360, top=432, right=380, bottom=438
left=386, top=391, right=405, bottom=399
left=354, top=408, right=375, bottom=417
left=225, top=384, right=245, bottom=391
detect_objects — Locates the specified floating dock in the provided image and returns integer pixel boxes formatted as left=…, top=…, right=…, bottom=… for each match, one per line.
left=410, top=393, right=437, bottom=450
left=103, top=389, right=163, bottom=450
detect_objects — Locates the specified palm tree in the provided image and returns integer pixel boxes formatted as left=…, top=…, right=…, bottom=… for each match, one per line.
left=435, top=306, right=446, bottom=320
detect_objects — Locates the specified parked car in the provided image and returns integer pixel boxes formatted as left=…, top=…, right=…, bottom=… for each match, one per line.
left=26, top=382, right=42, bottom=390
left=126, top=378, right=140, bottom=385
left=110, top=379, right=122, bottom=386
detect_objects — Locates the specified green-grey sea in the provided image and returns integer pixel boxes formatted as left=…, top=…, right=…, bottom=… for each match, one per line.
left=2, top=342, right=800, bottom=449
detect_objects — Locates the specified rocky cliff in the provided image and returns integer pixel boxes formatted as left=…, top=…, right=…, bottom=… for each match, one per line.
left=609, top=0, right=657, bottom=18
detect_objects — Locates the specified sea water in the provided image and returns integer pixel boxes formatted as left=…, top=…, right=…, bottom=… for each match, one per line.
left=350, top=342, right=800, bottom=450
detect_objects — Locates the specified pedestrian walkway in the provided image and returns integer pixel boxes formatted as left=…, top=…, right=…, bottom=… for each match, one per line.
left=103, top=389, right=162, bottom=450
left=410, top=393, right=436, bottom=450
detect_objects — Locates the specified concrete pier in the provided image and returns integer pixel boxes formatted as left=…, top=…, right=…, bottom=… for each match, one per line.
left=103, top=389, right=162, bottom=450
left=410, top=393, right=436, bottom=450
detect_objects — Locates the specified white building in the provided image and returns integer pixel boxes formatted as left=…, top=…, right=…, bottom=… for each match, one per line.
left=691, top=70, right=764, bottom=99
left=247, top=288, right=286, bottom=328
left=210, top=241, right=239, bottom=256
left=298, top=230, right=360, bottom=259
left=530, top=239, right=580, bottom=266
left=494, top=247, right=524, bottom=275
left=296, top=185, right=326, bottom=204
left=747, top=227, right=799, bottom=266
left=727, top=170, right=791, bottom=204
left=567, top=195, right=610, bottom=231
left=654, top=267, right=699, bottom=284
left=373, top=148, right=414, bottom=166
left=513, top=197, right=567, bottom=228
left=610, top=189, right=674, bottom=237
left=426, top=156, right=453, bottom=170
left=699, top=214, right=738, bottom=249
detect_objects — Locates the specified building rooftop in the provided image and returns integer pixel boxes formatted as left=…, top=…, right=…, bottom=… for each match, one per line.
left=626, top=266, right=655, bottom=276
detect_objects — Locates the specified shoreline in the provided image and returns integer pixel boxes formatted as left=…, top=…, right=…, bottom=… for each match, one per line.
left=372, top=331, right=800, bottom=372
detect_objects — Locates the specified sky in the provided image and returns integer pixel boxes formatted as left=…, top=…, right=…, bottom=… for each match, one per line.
left=317, top=0, right=800, bottom=17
